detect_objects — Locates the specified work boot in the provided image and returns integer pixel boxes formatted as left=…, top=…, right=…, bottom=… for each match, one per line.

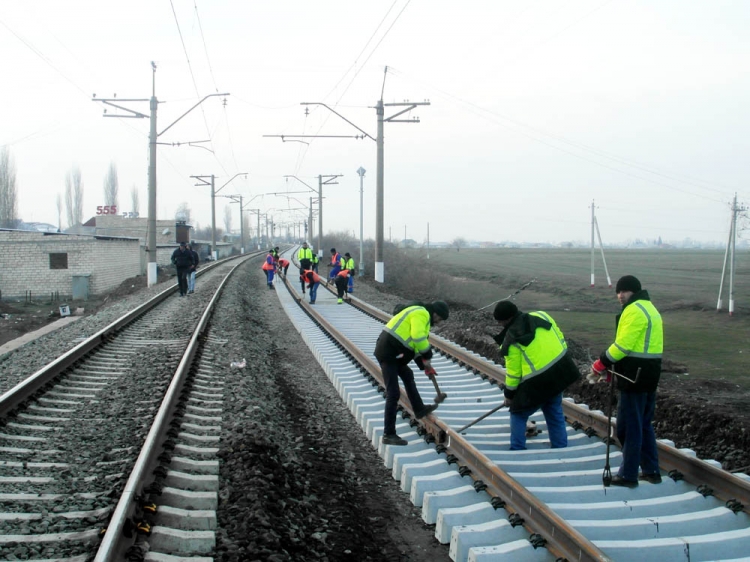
left=610, top=475, right=638, bottom=488
left=415, top=404, right=438, bottom=419
left=382, top=434, right=408, bottom=446
left=638, top=472, right=662, bottom=484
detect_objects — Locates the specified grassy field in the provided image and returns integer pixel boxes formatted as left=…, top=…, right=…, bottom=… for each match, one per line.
left=406, top=247, right=750, bottom=389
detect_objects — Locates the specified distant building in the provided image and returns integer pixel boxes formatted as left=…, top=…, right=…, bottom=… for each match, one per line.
left=0, top=229, right=140, bottom=300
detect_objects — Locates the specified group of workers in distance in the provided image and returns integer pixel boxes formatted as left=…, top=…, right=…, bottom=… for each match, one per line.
left=377, top=274, right=664, bottom=490
left=298, top=244, right=356, bottom=305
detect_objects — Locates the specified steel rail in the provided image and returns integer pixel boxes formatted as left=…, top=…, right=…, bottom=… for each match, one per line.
left=342, top=290, right=750, bottom=515
left=94, top=254, right=257, bottom=561
left=0, top=253, right=250, bottom=419
left=281, top=272, right=613, bottom=562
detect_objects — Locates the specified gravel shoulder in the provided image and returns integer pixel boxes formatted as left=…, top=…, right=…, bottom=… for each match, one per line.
left=2, top=259, right=747, bottom=561
left=212, top=262, right=449, bottom=561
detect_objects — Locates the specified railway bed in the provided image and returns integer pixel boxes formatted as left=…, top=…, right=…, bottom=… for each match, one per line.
left=0, top=247, right=748, bottom=561
left=276, top=249, right=750, bottom=562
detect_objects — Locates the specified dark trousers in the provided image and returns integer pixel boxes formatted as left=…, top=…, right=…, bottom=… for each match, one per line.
left=380, top=362, right=427, bottom=435
left=176, top=267, right=190, bottom=295
left=335, top=276, right=348, bottom=299
left=617, top=390, right=659, bottom=481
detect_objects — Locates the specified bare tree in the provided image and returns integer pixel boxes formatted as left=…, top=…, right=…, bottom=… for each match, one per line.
left=175, top=202, right=191, bottom=224
left=65, top=166, right=84, bottom=227
left=451, top=237, right=467, bottom=252
left=223, top=205, right=233, bottom=234
left=103, top=162, right=118, bottom=208
left=0, top=147, right=19, bottom=228
left=130, top=185, right=140, bottom=215
left=56, top=193, right=62, bottom=231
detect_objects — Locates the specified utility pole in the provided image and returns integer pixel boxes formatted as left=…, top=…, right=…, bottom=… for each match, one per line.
left=93, top=63, right=228, bottom=286
left=309, top=197, right=313, bottom=244
left=717, top=193, right=747, bottom=316
left=357, top=167, right=366, bottom=276
left=273, top=69, right=429, bottom=283
left=226, top=194, right=260, bottom=254
left=283, top=175, right=340, bottom=257
left=590, top=200, right=612, bottom=288
left=427, top=222, right=430, bottom=259
left=191, top=173, right=246, bottom=260
left=318, top=174, right=342, bottom=260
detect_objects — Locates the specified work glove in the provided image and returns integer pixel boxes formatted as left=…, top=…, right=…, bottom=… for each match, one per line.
left=587, top=359, right=608, bottom=384
left=503, top=397, right=513, bottom=408
left=424, top=366, right=437, bottom=378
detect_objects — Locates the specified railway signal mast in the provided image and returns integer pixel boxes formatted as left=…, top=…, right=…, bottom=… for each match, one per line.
left=717, top=193, right=747, bottom=316
left=590, top=200, right=612, bottom=288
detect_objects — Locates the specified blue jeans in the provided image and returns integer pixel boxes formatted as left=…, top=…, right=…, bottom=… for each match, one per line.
left=187, top=271, right=196, bottom=292
left=380, top=362, right=427, bottom=436
left=309, top=282, right=319, bottom=303
left=616, top=391, right=659, bottom=481
left=509, top=392, right=567, bottom=450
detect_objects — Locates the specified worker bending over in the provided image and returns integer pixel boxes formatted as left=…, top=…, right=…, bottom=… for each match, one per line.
left=493, top=301, right=580, bottom=450
left=374, top=301, right=450, bottom=446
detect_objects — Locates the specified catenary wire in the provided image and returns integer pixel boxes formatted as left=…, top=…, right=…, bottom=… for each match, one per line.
left=388, top=67, right=732, bottom=205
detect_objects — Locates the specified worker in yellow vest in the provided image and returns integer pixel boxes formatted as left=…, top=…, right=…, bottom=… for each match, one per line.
left=493, top=301, right=580, bottom=451
left=590, top=275, right=664, bottom=487
left=374, top=301, right=449, bottom=446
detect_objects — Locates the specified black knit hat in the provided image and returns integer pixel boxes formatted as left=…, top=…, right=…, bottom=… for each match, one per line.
left=615, top=275, right=641, bottom=293
left=431, top=300, right=449, bottom=320
left=330, top=248, right=336, bottom=253
left=344, top=252, right=351, bottom=257
left=493, top=301, right=519, bottom=322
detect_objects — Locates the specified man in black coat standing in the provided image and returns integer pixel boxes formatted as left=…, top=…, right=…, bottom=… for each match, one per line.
left=171, top=242, right=195, bottom=297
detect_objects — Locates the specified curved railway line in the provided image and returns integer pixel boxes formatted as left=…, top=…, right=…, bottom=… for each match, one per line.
left=0, top=247, right=748, bottom=561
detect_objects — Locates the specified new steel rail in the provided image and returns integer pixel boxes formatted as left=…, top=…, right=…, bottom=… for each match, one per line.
left=281, top=251, right=750, bottom=561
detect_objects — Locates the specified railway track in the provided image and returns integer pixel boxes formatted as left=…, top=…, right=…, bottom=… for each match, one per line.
left=2, top=247, right=748, bottom=561
left=276, top=251, right=750, bottom=562
left=0, top=253, right=258, bottom=561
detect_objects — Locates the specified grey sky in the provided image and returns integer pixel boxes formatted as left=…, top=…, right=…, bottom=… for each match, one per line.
left=1, top=0, right=748, bottom=245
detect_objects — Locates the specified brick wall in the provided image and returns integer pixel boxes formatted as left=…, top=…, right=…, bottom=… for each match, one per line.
left=0, top=231, right=141, bottom=300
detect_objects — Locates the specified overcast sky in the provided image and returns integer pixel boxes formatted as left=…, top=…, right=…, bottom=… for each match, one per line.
left=2, top=1, right=749, bottom=246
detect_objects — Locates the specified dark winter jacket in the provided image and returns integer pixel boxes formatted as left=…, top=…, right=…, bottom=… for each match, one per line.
left=495, top=311, right=580, bottom=412
left=171, top=247, right=195, bottom=269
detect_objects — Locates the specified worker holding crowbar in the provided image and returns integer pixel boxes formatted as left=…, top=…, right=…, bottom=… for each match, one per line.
left=492, top=301, right=580, bottom=450
left=590, top=275, right=664, bottom=488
